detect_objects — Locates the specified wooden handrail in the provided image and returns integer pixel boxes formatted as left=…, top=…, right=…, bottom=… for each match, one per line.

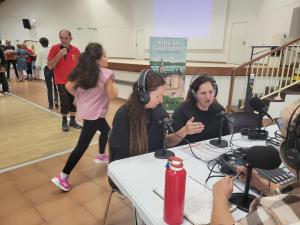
left=233, top=36, right=300, bottom=71
left=227, top=36, right=300, bottom=112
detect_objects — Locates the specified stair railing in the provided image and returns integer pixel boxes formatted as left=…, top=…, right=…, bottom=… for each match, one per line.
left=227, top=36, right=300, bottom=112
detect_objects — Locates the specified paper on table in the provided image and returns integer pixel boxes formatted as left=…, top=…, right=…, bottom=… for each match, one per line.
left=153, top=176, right=213, bottom=225
left=182, top=141, right=229, bottom=161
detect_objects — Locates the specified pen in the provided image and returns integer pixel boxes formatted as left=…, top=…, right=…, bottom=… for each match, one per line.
left=232, top=173, right=240, bottom=180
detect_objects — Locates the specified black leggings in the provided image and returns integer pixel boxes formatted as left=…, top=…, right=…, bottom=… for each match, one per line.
left=63, top=117, right=110, bottom=175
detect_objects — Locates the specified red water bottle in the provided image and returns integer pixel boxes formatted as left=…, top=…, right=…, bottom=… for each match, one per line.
left=163, top=156, right=186, bottom=225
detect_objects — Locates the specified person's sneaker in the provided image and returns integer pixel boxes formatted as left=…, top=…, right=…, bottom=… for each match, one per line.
left=62, top=120, right=69, bottom=132
left=0, top=93, right=3, bottom=96
left=4, top=92, right=11, bottom=95
left=51, top=175, right=72, bottom=191
left=69, top=120, right=82, bottom=129
left=94, top=154, right=109, bottom=164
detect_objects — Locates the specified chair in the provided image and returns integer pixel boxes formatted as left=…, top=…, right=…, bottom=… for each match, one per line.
left=228, top=111, right=258, bottom=134
left=103, top=133, right=138, bottom=225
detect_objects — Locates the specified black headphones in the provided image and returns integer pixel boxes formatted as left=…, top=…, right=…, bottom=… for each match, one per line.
left=280, top=104, right=300, bottom=173
left=137, top=69, right=152, bottom=105
left=189, top=74, right=218, bottom=102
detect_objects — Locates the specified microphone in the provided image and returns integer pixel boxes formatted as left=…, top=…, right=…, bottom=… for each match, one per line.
left=208, top=103, right=229, bottom=148
left=152, top=104, right=175, bottom=159
left=247, top=97, right=271, bottom=140
left=249, top=97, right=273, bottom=120
left=230, top=145, right=281, bottom=212
left=245, top=145, right=281, bottom=170
left=60, top=45, right=67, bottom=60
left=209, top=103, right=232, bottom=122
left=152, top=104, right=174, bottom=132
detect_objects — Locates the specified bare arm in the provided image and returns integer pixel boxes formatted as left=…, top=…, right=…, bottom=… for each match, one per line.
left=211, top=177, right=235, bottom=225
left=105, top=77, right=118, bottom=100
left=47, top=48, right=67, bottom=69
left=167, top=117, right=204, bottom=147
left=65, top=80, right=77, bottom=96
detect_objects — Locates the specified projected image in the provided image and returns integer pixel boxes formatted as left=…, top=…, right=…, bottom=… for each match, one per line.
left=153, top=0, right=212, bottom=38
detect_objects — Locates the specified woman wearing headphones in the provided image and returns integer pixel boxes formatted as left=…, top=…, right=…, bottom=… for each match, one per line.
left=171, top=75, right=230, bottom=146
left=109, top=69, right=200, bottom=162
left=211, top=100, right=300, bottom=225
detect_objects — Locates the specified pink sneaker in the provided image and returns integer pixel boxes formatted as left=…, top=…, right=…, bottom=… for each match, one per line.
left=51, top=175, right=72, bottom=191
left=94, top=154, right=109, bottom=164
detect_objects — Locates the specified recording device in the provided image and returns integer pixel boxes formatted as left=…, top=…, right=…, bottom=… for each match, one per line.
left=60, top=45, right=67, bottom=60
left=229, top=145, right=281, bottom=212
left=152, top=104, right=175, bottom=159
left=208, top=103, right=230, bottom=148
left=247, top=97, right=270, bottom=140
left=280, top=104, right=300, bottom=180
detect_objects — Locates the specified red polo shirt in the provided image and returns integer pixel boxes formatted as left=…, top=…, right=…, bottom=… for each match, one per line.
left=48, top=44, right=80, bottom=84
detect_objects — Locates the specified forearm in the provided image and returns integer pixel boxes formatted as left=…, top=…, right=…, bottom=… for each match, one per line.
left=47, top=53, right=63, bottom=69
left=252, top=177, right=279, bottom=196
left=65, top=81, right=76, bottom=96
left=106, top=80, right=118, bottom=100
left=167, top=126, right=188, bottom=147
left=211, top=197, right=234, bottom=225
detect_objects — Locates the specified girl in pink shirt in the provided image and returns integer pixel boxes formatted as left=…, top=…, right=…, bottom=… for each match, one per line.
left=52, top=43, right=117, bottom=191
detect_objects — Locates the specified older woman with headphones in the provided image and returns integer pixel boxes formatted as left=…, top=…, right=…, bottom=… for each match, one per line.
left=171, top=74, right=230, bottom=146
left=211, top=100, right=300, bottom=225
left=109, top=69, right=201, bottom=162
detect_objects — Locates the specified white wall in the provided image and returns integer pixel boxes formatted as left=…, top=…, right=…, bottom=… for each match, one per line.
left=0, top=0, right=298, bottom=61
left=0, top=0, right=135, bottom=57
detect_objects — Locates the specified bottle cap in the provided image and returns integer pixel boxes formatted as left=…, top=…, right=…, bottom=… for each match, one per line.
left=169, top=157, right=184, bottom=170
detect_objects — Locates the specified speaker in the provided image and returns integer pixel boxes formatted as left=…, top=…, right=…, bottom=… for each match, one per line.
left=22, top=19, right=31, bottom=30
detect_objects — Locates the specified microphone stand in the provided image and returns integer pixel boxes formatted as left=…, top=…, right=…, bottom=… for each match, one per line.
left=154, top=121, right=175, bottom=159
left=248, top=113, right=268, bottom=139
left=209, top=116, right=228, bottom=148
left=229, top=165, right=256, bottom=212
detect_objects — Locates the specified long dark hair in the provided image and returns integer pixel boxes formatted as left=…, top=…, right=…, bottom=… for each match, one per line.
left=127, top=70, right=165, bottom=156
left=68, top=43, right=104, bottom=89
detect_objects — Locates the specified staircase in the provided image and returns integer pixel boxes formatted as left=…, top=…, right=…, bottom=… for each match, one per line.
left=227, top=36, right=300, bottom=118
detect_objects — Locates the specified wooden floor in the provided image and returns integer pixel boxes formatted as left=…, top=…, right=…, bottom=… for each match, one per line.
left=0, top=77, right=131, bottom=225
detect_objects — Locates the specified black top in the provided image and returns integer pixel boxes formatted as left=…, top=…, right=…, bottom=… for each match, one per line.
left=0, top=48, right=6, bottom=67
left=4, top=45, right=15, bottom=51
left=171, top=101, right=230, bottom=145
left=109, top=104, right=165, bottom=162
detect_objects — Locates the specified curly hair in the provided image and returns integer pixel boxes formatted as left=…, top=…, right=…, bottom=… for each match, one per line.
left=68, top=43, right=104, bottom=89
left=127, top=70, right=166, bottom=156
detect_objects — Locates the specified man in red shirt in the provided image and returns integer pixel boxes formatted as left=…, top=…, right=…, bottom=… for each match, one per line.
left=48, top=29, right=82, bottom=131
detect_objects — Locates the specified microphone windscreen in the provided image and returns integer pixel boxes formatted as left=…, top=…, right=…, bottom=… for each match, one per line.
left=209, top=102, right=224, bottom=114
left=152, top=104, right=169, bottom=122
left=249, top=97, right=267, bottom=113
left=245, top=145, right=281, bottom=170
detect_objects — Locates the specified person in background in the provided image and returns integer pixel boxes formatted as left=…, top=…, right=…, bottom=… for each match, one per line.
left=0, top=43, right=9, bottom=95
left=211, top=99, right=300, bottom=225
left=23, top=43, right=34, bottom=80
left=31, top=45, right=39, bottom=80
left=4, top=40, right=19, bottom=80
left=51, top=43, right=117, bottom=191
left=171, top=75, right=229, bottom=146
left=15, top=44, right=28, bottom=82
left=109, top=69, right=201, bottom=162
left=36, top=37, right=59, bottom=109
left=47, top=29, right=82, bottom=131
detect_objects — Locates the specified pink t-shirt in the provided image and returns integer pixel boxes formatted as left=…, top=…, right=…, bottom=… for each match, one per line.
left=74, top=68, right=114, bottom=120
